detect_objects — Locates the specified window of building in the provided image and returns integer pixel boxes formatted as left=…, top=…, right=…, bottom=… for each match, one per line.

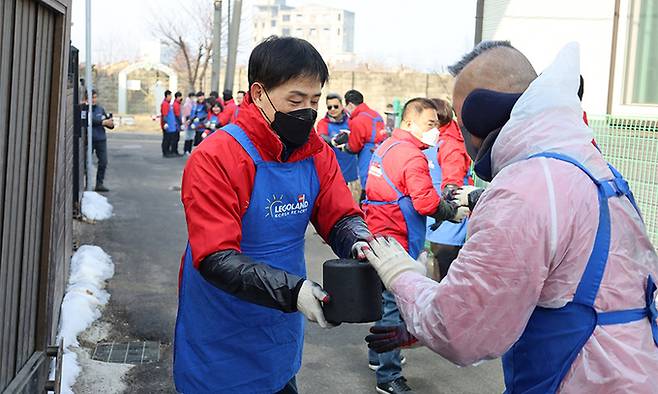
left=624, top=0, right=658, bottom=105
left=310, top=28, right=317, bottom=35
left=297, top=13, right=303, bottom=18
left=271, top=20, right=277, bottom=27
left=337, top=28, right=341, bottom=36
left=283, top=14, right=290, bottom=22
left=338, top=13, right=341, bottom=21
left=282, top=28, right=290, bottom=36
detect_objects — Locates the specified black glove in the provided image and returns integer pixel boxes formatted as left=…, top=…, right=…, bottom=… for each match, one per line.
left=328, top=215, right=372, bottom=259
left=332, top=131, right=349, bottom=146
left=467, top=188, right=485, bottom=211
left=365, top=324, right=418, bottom=353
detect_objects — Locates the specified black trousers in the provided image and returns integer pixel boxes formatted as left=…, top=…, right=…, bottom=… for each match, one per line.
left=193, top=130, right=204, bottom=146
left=276, top=377, right=298, bottom=394
left=430, top=243, right=461, bottom=280
left=162, top=132, right=179, bottom=155
left=92, top=139, right=108, bottom=186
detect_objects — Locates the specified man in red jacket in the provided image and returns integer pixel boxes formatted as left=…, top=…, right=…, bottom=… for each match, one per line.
left=174, top=36, right=372, bottom=394
left=363, top=97, right=468, bottom=394
left=344, top=89, right=387, bottom=200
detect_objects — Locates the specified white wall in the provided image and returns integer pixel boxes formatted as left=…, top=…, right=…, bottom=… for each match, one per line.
left=482, top=0, right=616, bottom=114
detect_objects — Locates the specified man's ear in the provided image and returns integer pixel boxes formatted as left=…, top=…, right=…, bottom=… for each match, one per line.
left=250, top=83, right=263, bottom=105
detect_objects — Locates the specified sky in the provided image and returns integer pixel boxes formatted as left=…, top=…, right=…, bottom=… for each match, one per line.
left=71, top=0, right=476, bottom=72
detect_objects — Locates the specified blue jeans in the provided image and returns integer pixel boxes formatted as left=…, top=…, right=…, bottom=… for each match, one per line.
left=368, top=290, right=403, bottom=384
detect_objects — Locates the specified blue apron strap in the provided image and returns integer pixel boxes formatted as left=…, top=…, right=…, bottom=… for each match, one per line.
left=528, top=152, right=611, bottom=307
left=221, top=124, right=263, bottom=165
left=357, top=112, right=382, bottom=143
left=606, top=163, right=643, bottom=220
left=374, top=141, right=408, bottom=199
left=646, top=275, right=658, bottom=345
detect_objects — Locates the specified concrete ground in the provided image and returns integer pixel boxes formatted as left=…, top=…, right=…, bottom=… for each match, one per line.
left=76, top=131, right=504, bottom=393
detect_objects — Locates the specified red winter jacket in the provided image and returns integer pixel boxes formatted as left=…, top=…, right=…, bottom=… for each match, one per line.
left=219, top=99, right=237, bottom=126
left=181, top=94, right=364, bottom=268
left=438, top=120, right=473, bottom=189
left=347, top=103, right=386, bottom=153
left=173, top=100, right=181, bottom=118
left=364, top=129, right=441, bottom=251
left=160, top=99, right=171, bottom=130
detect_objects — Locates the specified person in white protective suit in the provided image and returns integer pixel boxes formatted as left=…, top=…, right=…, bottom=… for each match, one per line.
left=362, top=41, right=658, bottom=393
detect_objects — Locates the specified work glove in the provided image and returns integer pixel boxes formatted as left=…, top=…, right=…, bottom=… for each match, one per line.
left=296, top=280, right=333, bottom=328
left=453, top=186, right=479, bottom=207
left=451, top=206, right=470, bottom=223
left=351, top=241, right=370, bottom=261
left=363, top=237, right=427, bottom=290
left=163, top=123, right=169, bottom=131
left=365, top=324, right=419, bottom=353
left=332, top=131, right=349, bottom=147
left=201, top=131, right=208, bottom=139
left=191, top=123, right=196, bottom=130
left=180, top=124, right=186, bottom=131
left=455, top=186, right=485, bottom=212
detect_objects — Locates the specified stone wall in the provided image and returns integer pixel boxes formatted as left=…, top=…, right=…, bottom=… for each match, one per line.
left=88, top=62, right=453, bottom=117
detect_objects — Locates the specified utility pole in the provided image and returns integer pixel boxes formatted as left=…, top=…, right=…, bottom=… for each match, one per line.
left=224, top=0, right=242, bottom=92
left=211, top=0, right=223, bottom=93
left=85, top=0, right=93, bottom=191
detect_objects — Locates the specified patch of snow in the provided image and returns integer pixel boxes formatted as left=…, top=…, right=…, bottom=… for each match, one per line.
left=71, top=347, right=132, bottom=394
left=51, top=245, right=115, bottom=394
left=81, top=191, right=113, bottom=221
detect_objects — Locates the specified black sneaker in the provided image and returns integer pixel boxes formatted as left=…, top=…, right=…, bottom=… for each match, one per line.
left=94, top=184, right=109, bottom=192
left=368, top=356, right=407, bottom=371
left=376, top=377, right=413, bottom=394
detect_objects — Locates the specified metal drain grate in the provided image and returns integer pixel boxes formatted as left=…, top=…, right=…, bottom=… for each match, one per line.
left=92, top=341, right=161, bottom=364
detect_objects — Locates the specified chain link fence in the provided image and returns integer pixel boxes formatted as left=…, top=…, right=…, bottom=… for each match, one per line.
left=589, top=115, right=658, bottom=249
left=471, top=115, right=657, bottom=249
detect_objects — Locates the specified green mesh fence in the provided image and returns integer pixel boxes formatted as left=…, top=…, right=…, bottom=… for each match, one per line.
left=589, top=115, right=658, bottom=249
left=471, top=115, right=658, bottom=249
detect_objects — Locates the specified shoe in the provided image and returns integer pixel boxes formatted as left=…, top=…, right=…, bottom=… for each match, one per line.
left=376, top=377, right=413, bottom=393
left=94, top=184, right=109, bottom=192
left=184, top=152, right=191, bottom=156
left=369, top=356, right=406, bottom=371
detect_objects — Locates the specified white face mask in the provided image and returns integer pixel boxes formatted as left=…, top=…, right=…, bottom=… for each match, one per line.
left=420, top=127, right=440, bottom=146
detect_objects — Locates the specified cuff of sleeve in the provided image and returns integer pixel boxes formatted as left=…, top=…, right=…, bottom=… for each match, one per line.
left=390, top=271, right=427, bottom=296
left=290, top=278, right=306, bottom=312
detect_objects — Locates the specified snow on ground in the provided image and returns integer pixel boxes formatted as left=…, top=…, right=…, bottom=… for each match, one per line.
left=81, top=191, right=113, bottom=221
left=52, top=245, right=115, bottom=394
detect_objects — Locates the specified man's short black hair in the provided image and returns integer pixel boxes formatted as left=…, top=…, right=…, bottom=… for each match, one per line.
left=209, top=91, right=219, bottom=99
left=448, top=40, right=513, bottom=77
left=84, top=89, right=98, bottom=99
left=326, top=93, right=342, bottom=102
left=344, top=90, right=363, bottom=106
left=401, top=97, right=437, bottom=121
left=248, top=36, right=329, bottom=90
left=164, top=90, right=172, bottom=97
left=196, top=91, right=205, bottom=97
left=223, top=89, right=233, bottom=101
left=237, top=90, right=247, bottom=95
left=188, top=92, right=195, bottom=98
left=431, top=98, right=453, bottom=126
left=174, top=91, right=182, bottom=98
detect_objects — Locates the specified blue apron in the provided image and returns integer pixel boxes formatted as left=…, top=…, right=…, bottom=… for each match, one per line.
left=502, top=152, right=658, bottom=394
left=327, top=116, right=358, bottom=182
left=206, top=114, right=220, bottom=136
left=423, top=144, right=471, bottom=246
left=165, top=102, right=178, bottom=133
left=174, top=124, right=321, bottom=393
left=364, top=141, right=426, bottom=259
left=356, top=112, right=383, bottom=189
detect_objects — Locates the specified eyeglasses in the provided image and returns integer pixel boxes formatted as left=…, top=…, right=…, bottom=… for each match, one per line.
left=327, top=105, right=340, bottom=110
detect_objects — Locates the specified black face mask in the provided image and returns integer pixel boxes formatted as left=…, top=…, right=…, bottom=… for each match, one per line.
left=260, top=88, right=318, bottom=150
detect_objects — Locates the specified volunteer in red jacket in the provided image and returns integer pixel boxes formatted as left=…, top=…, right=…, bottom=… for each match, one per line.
left=174, top=36, right=372, bottom=394
left=316, top=93, right=358, bottom=184
left=344, top=89, right=386, bottom=198
left=424, top=98, right=478, bottom=279
left=160, top=90, right=178, bottom=157
left=363, top=98, right=468, bottom=394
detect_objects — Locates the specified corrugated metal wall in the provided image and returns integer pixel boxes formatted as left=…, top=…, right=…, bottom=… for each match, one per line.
left=0, top=0, right=72, bottom=392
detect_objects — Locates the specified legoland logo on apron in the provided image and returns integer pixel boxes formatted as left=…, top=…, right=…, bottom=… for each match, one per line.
left=265, top=194, right=310, bottom=219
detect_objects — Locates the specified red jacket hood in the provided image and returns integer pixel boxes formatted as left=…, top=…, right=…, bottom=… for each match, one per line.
left=440, top=120, right=464, bottom=143
left=233, top=93, right=324, bottom=162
